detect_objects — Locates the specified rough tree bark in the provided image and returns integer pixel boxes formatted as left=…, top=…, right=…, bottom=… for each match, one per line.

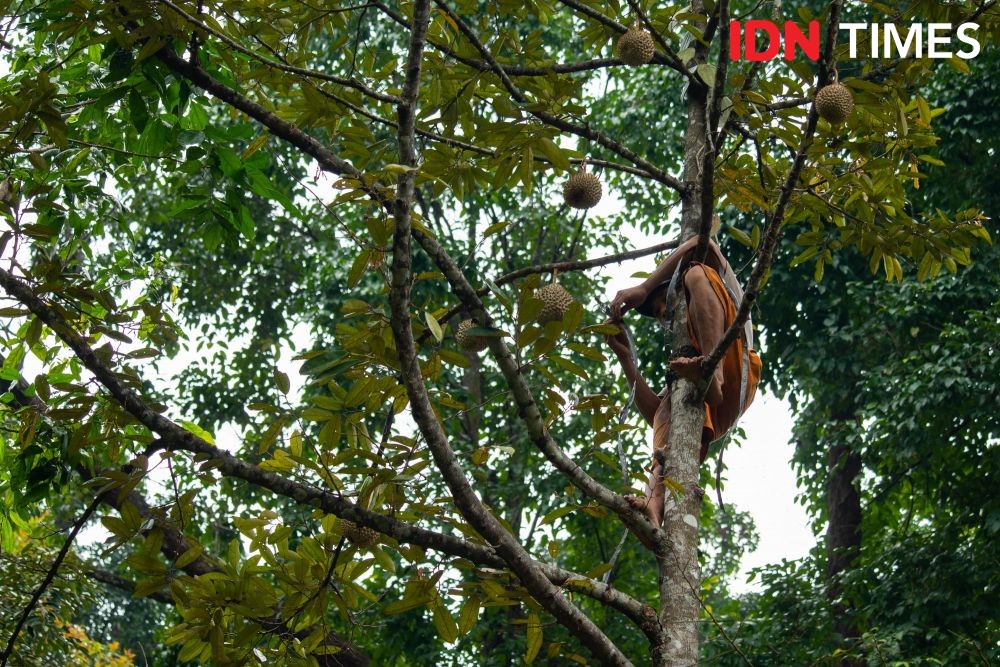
left=653, top=0, right=715, bottom=660
left=655, top=0, right=844, bottom=660
left=826, top=410, right=863, bottom=665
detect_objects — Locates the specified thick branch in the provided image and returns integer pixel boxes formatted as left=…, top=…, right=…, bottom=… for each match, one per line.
left=413, top=228, right=659, bottom=544
left=155, top=49, right=365, bottom=182
left=386, top=4, right=635, bottom=663
left=701, top=0, right=844, bottom=378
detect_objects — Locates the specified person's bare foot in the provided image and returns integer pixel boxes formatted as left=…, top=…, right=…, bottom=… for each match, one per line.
left=624, top=494, right=661, bottom=526
left=623, top=495, right=658, bottom=549
left=670, top=355, right=723, bottom=406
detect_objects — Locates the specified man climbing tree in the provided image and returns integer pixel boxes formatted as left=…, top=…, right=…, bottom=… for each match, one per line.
left=605, top=223, right=762, bottom=535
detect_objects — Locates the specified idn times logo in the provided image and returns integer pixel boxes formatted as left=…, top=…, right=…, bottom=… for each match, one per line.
left=728, top=21, right=981, bottom=60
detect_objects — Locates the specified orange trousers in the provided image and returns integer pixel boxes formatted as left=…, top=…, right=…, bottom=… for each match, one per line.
left=651, top=262, right=762, bottom=467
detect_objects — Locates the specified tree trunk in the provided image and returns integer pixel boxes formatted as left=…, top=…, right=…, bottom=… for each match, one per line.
left=655, top=307, right=707, bottom=666
left=654, top=0, right=713, bottom=660
left=826, top=438, right=862, bottom=665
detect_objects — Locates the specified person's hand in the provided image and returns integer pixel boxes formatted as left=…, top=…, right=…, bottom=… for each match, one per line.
left=609, top=285, right=649, bottom=321
left=603, top=322, right=632, bottom=358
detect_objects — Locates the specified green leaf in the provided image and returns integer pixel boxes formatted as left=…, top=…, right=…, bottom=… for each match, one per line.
left=483, top=220, right=509, bottom=237
left=133, top=576, right=167, bottom=599
left=536, top=137, right=571, bottom=172
left=176, top=544, right=204, bottom=569
left=183, top=103, right=209, bottom=132
left=696, top=64, right=716, bottom=87
left=347, top=250, right=371, bottom=288
left=128, top=87, right=149, bottom=132
left=729, top=226, right=753, bottom=247
left=520, top=146, right=533, bottom=194
left=458, top=595, right=481, bottom=635
left=525, top=613, right=542, bottom=663
left=274, top=369, right=290, bottom=395
left=432, top=597, right=459, bottom=643
left=385, top=163, right=420, bottom=175
left=425, top=310, right=444, bottom=342
left=371, top=545, right=396, bottom=573
left=540, top=505, right=574, bottom=525
left=180, top=420, right=215, bottom=445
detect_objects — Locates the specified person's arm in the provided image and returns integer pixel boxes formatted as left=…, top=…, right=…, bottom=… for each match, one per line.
left=604, top=326, right=660, bottom=427
left=639, top=235, right=699, bottom=294
left=608, top=236, right=699, bottom=320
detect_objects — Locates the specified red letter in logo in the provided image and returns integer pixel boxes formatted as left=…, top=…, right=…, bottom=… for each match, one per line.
left=745, top=20, right=781, bottom=61
left=784, top=20, right=820, bottom=60
left=729, top=21, right=742, bottom=60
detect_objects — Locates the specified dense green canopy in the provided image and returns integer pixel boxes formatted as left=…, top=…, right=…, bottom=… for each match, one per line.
left=0, top=0, right=997, bottom=664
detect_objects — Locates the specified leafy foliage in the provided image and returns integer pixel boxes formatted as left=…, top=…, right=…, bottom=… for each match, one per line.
left=0, top=0, right=997, bottom=664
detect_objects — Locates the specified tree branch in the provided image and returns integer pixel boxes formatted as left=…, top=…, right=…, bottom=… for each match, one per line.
left=0, top=497, right=100, bottom=666
left=424, top=238, right=681, bottom=339
left=156, top=0, right=400, bottom=105
left=85, top=568, right=175, bottom=605
left=556, top=0, right=694, bottom=80
left=376, top=0, right=669, bottom=76
left=623, top=0, right=694, bottom=78
left=385, top=4, right=636, bottom=663
left=155, top=49, right=366, bottom=183
left=701, top=0, right=844, bottom=379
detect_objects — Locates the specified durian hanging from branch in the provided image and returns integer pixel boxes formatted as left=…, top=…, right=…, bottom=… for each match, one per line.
left=340, top=519, right=380, bottom=548
left=534, top=278, right=576, bottom=324
left=562, top=160, right=602, bottom=209
left=616, top=20, right=656, bottom=66
left=455, top=318, right=488, bottom=352
left=815, top=70, right=854, bottom=125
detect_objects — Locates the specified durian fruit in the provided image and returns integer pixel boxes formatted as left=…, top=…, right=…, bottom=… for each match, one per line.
left=535, top=282, right=575, bottom=324
left=616, top=21, right=655, bottom=66
left=815, top=81, right=854, bottom=124
left=562, top=164, right=602, bottom=209
left=341, top=519, right=379, bottom=547
left=455, top=318, right=488, bottom=352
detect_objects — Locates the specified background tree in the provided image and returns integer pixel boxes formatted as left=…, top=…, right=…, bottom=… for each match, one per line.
left=701, top=42, right=1000, bottom=666
left=1, top=0, right=996, bottom=665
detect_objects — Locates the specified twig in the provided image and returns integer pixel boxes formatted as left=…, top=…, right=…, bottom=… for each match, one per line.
left=556, top=0, right=694, bottom=81
left=0, top=497, right=100, bottom=666
left=85, top=568, right=175, bottom=605
left=156, top=0, right=399, bottom=104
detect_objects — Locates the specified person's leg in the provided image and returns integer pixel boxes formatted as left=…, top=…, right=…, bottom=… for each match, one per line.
left=670, top=264, right=727, bottom=406
left=624, top=395, right=671, bottom=529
